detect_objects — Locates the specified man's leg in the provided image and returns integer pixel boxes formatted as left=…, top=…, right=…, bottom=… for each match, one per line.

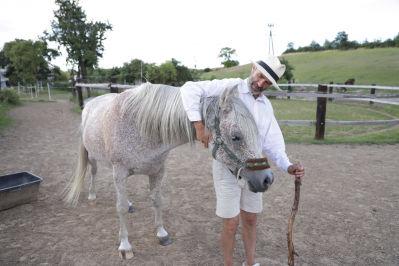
left=221, top=215, right=239, bottom=266
left=240, top=210, right=257, bottom=266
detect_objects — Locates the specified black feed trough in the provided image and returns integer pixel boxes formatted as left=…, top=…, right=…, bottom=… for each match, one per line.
left=0, top=172, right=43, bottom=211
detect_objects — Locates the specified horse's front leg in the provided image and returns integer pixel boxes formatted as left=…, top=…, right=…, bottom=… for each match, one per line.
left=113, top=166, right=134, bottom=260
left=149, top=165, right=171, bottom=246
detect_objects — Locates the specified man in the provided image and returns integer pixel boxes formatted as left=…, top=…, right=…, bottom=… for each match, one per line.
left=180, top=55, right=305, bottom=266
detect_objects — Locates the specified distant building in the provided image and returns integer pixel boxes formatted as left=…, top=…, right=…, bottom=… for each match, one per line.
left=0, top=72, right=9, bottom=90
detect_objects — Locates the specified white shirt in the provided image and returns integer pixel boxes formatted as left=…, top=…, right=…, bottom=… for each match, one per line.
left=180, top=78, right=293, bottom=174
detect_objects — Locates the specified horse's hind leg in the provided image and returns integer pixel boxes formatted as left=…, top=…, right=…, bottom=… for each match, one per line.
left=113, top=166, right=134, bottom=259
left=149, top=165, right=171, bottom=246
left=87, top=154, right=98, bottom=206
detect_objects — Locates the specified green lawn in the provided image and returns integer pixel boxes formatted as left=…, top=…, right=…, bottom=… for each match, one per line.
left=0, top=103, right=15, bottom=133
left=202, top=48, right=399, bottom=88
left=270, top=98, right=399, bottom=144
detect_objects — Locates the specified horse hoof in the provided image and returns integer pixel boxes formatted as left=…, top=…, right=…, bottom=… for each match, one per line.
left=158, top=235, right=171, bottom=246
left=118, top=249, right=134, bottom=260
left=87, top=199, right=97, bottom=206
left=128, top=205, right=134, bottom=213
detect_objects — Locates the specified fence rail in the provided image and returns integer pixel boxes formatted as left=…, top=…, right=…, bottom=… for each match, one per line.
left=278, top=119, right=399, bottom=127
left=277, top=84, right=399, bottom=90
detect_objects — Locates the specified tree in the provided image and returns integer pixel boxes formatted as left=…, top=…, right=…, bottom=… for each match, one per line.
left=309, top=40, right=321, bottom=51
left=170, top=58, right=192, bottom=84
left=3, top=39, right=59, bottom=84
left=43, top=0, right=112, bottom=82
left=218, top=47, right=239, bottom=68
left=323, top=39, right=331, bottom=50
left=279, top=57, right=295, bottom=82
left=159, top=62, right=177, bottom=84
left=395, top=33, right=399, bottom=47
left=120, top=59, right=147, bottom=83
left=333, top=31, right=349, bottom=50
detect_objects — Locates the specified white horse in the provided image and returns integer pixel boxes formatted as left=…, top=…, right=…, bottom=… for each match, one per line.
left=65, top=83, right=274, bottom=259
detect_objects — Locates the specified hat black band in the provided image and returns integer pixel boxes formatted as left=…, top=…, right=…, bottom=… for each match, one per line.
left=258, top=61, right=279, bottom=82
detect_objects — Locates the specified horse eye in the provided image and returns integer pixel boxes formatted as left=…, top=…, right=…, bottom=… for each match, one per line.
left=231, top=136, right=241, bottom=141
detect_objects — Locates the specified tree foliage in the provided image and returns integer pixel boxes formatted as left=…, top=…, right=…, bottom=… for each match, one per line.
left=170, top=58, right=193, bottom=84
left=120, top=59, right=147, bottom=83
left=3, top=39, right=59, bottom=84
left=279, top=57, right=295, bottom=82
left=43, top=0, right=112, bottom=81
left=283, top=31, right=399, bottom=54
left=218, top=47, right=239, bottom=68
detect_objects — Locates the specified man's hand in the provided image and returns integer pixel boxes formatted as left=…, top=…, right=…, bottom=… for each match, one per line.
left=193, top=121, right=214, bottom=148
left=288, top=163, right=305, bottom=181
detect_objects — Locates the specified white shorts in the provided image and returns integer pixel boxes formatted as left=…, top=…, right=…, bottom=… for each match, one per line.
left=212, top=159, right=263, bottom=218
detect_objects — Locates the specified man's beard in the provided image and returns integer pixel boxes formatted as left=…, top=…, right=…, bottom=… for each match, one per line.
left=247, top=72, right=263, bottom=95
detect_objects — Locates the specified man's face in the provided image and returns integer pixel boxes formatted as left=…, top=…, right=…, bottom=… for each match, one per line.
left=247, top=66, right=273, bottom=95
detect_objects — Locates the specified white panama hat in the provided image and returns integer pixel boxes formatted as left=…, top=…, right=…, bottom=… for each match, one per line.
left=250, top=55, right=286, bottom=91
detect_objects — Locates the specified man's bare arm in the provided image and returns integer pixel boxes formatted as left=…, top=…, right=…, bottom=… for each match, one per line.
left=193, top=121, right=214, bottom=148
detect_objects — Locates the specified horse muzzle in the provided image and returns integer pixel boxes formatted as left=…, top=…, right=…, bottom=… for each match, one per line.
left=245, top=157, right=274, bottom=193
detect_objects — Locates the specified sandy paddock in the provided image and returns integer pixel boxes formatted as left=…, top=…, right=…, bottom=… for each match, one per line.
left=0, top=100, right=398, bottom=266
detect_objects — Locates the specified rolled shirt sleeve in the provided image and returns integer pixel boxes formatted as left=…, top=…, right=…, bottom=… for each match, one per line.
left=262, top=113, right=293, bottom=174
left=180, top=79, right=240, bottom=121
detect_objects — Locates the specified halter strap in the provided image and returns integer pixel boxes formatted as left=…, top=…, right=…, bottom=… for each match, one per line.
left=212, top=115, right=270, bottom=180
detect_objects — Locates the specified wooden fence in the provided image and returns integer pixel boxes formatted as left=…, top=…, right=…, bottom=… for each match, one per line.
left=74, top=82, right=399, bottom=141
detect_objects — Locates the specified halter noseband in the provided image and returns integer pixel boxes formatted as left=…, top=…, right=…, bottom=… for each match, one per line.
left=211, top=115, right=270, bottom=180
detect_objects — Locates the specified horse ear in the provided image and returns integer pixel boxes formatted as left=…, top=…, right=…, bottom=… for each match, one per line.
left=219, top=84, right=239, bottom=109
left=228, top=84, right=240, bottom=98
left=219, top=86, right=231, bottom=109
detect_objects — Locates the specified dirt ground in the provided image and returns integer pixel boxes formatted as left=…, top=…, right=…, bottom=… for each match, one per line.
left=0, top=100, right=398, bottom=266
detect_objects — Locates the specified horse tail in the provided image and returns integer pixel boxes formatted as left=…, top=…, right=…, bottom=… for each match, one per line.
left=65, top=127, right=89, bottom=206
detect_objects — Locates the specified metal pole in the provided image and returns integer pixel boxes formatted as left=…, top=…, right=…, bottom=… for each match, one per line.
left=30, top=84, right=33, bottom=99
left=47, top=83, right=52, bottom=101
left=18, top=82, right=20, bottom=96
left=287, top=81, right=291, bottom=99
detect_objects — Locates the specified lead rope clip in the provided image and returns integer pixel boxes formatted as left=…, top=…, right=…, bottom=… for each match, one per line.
left=236, top=166, right=245, bottom=189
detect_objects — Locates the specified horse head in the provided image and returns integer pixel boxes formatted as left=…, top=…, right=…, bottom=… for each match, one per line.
left=201, top=85, right=274, bottom=193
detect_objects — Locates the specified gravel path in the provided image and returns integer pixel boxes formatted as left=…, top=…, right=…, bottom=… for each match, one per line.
left=0, top=100, right=398, bottom=266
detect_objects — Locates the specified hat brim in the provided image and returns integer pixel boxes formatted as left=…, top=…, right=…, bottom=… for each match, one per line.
left=250, top=60, right=282, bottom=91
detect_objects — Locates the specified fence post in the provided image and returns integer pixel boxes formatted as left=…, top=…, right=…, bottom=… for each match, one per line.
left=287, top=81, right=291, bottom=99
left=77, top=85, right=84, bottom=110
left=315, top=84, right=327, bottom=140
left=110, top=86, right=119, bottom=93
left=369, top=84, right=376, bottom=105
left=328, top=81, right=333, bottom=102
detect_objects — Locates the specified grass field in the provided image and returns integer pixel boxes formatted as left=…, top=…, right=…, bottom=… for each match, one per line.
left=0, top=103, right=15, bottom=133
left=271, top=98, right=399, bottom=144
left=202, top=48, right=399, bottom=87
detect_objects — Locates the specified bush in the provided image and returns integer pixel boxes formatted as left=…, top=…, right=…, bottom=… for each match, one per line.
left=0, top=89, right=21, bottom=105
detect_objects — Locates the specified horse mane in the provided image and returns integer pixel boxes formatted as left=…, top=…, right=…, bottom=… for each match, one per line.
left=121, top=83, right=196, bottom=145
left=121, top=83, right=259, bottom=148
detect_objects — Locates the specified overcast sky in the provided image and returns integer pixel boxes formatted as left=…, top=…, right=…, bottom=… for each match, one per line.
left=1, top=0, right=398, bottom=71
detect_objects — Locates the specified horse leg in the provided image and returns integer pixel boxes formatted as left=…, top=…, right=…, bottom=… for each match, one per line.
left=87, top=155, right=98, bottom=206
left=149, top=165, right=171, bottom=246
left=113, top=166, right=134, bottom=260
left=128, top=200, right=134, bottom=213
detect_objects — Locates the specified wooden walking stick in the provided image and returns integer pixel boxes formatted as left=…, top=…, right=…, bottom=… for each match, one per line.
left=287, top=162, right=302, bottom=266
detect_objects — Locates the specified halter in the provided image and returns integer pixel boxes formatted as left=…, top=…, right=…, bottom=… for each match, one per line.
left=211, top=115, right=270, bottom=182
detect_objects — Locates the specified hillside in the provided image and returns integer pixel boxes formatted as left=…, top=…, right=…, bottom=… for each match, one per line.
left=202, top=48, right=399, bottom=86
